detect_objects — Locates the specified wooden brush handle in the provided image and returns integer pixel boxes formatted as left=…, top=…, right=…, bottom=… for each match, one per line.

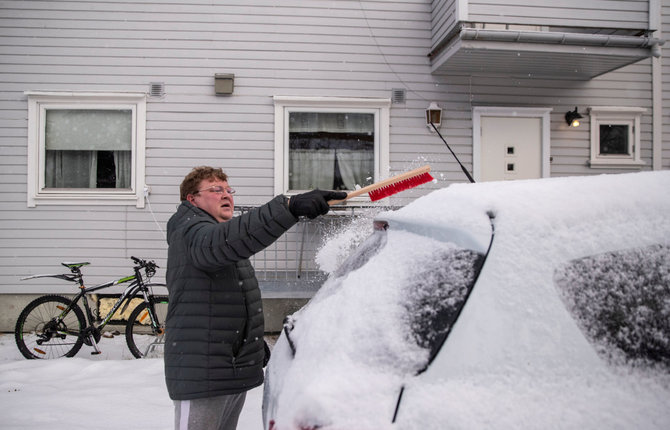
left=328, top=165, right=431, bottom=205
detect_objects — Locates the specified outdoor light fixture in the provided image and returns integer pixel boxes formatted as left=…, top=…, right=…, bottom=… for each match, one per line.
left=426, top=102, right=442, bottom=129
left=565, top=107, right=583, bottom=127
left=214, top=73, right=235, bottom=95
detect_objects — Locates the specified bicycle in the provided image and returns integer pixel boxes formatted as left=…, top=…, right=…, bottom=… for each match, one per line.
left=14, top=256, right=169, bottom=359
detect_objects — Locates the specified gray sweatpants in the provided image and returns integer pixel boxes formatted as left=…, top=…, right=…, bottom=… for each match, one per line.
left=174, top=392, right=246, bottom=430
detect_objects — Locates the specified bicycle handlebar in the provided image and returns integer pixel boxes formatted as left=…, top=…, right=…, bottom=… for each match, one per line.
left=131, top=256, right=158, bottom=278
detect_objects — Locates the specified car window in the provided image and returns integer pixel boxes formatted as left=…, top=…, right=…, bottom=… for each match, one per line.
left=554, top=244, right=670, bottom=371
left=405, top=246, right=486, bottom=372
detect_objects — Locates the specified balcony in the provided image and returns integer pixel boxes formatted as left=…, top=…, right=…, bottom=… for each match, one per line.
left=430, top=1, right=663, bottom=79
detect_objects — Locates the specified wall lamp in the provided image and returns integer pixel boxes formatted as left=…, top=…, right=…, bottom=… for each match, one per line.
left=426, top=102, right=442, bottom=130
left=215, top=73, right=235, bottom=95
left=565, top=107, right=583, bottom=127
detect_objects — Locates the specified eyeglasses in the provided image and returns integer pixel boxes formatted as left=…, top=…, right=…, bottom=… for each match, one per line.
left=194, top=186, right=236, bottom=195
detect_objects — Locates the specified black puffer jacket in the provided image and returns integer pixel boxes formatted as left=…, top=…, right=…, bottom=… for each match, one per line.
left=164, top=196, right=297, bottom=400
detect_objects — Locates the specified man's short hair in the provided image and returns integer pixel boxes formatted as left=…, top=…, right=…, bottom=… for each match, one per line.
left=180, top=166, right=228, bottom=201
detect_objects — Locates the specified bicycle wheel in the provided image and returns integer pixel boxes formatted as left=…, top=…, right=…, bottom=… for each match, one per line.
left=14, top=295, right=86, bottom=359
left=125, top=295, right=169, bottom=358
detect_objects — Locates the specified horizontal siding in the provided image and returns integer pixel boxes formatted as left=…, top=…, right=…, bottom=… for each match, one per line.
left=431, top=0, right=457, bottom=51
left=0, top=0, right=666, bottom=296
left=0, top=0, right=437, bottom=293
left=466, top=0, right=649, bottom=29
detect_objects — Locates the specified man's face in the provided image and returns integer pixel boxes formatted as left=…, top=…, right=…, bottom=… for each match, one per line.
left=187, top=178, right=235, bottom=222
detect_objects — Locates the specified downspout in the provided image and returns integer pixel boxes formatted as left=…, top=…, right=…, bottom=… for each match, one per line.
left=650, top=0, right=662, bottom=170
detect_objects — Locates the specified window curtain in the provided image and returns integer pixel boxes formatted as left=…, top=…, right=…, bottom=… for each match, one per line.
left=288, top=111, right=375, bottom=191
left=335, top=149, right=374, bottom=189
left=45, top=150, right=98, bottom=188
left=114, top=151, right=132, bottom=188
left=289, top=149, right=336, bottom=190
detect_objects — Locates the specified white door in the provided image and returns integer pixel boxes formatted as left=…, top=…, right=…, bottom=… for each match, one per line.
left=480, top=116, right=542, bottom=182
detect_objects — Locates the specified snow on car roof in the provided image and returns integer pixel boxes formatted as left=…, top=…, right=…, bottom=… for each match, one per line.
left=385, top=170, right=668, bottom=253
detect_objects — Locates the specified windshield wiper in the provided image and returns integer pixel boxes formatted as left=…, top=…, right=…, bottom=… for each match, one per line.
left=283, top=316, right=297, bottom=357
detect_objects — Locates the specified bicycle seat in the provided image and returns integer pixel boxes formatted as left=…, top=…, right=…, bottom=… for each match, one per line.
left=62, top=262, right=90, bottom=269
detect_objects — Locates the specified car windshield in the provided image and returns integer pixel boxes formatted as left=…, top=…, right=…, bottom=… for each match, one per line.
left=332, top=226, right=388, bottom=279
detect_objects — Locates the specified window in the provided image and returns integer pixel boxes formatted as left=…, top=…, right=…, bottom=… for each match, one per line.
left=406, top=246, right=485, bottom=372
left=26, top=92, right=147, bottom=207
left=554, top=244, right=670, bottom=371
left=274, top=96, right=390, bottom=197
left=588, top=107, right=645, bottom=168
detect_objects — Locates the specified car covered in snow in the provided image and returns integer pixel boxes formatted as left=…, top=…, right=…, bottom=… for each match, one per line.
left=263, top=171, right=670, bottom=430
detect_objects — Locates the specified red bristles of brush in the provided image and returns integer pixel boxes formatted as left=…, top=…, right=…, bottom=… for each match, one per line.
left=368, top=170, right=434, bottom=201
left=329, top=165, right=434, bottom=205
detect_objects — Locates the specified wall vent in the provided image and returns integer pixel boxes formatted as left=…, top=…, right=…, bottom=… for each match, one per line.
left=391, top=88, right=406, bottom=104
left=149, top=82, right=165, bottom=98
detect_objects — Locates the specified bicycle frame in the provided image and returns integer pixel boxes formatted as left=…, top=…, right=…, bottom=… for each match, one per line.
left=22, top=266, right=157, bottom=334
left=83, top=278, right=150, bottom=330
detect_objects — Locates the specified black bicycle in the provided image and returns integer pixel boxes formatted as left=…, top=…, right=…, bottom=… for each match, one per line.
left=14, top=256, right=168, bottom=359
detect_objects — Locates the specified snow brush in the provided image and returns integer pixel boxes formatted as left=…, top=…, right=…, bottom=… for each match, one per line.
left=329, top=165, right=434, bottom=205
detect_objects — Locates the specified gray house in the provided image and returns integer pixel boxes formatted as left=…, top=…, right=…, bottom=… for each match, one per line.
left=1, top=0, right=667, bottom=332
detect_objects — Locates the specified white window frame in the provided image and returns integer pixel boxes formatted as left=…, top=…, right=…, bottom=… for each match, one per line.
left=25, top=91, right=147, bottom=208
left=588, top=106, right=646, bottom=169
left=273, top=96, right=390, bottom=198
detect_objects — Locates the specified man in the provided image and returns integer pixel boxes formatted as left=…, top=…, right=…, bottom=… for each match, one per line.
left=165, top=166, right=347, bottom=430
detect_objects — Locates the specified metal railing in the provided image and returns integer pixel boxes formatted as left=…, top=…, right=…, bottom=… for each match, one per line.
left=236, top=205, right=397, bottom=297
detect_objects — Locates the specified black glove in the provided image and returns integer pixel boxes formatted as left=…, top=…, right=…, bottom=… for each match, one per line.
left=288, top=190, right=348, bottom=219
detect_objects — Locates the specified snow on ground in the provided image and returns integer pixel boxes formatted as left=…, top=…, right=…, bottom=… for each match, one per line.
left=0, top=333, right=265, bottom=430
